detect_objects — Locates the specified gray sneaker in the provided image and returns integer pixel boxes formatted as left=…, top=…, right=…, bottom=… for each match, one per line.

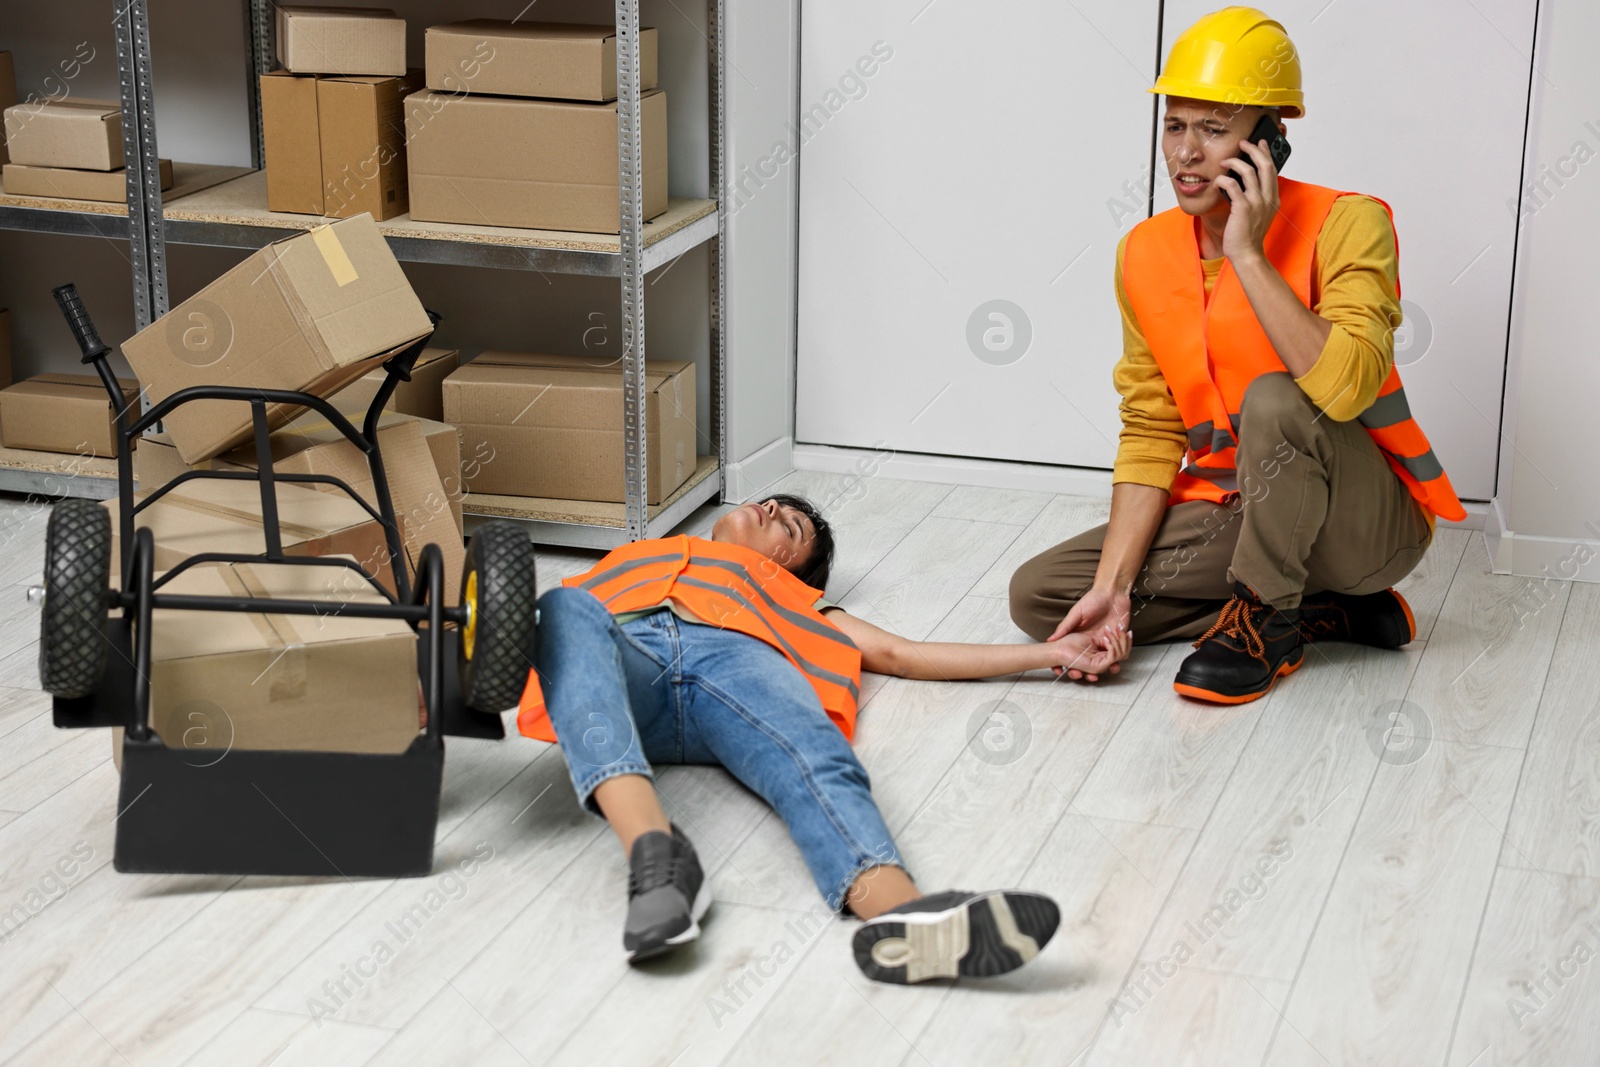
left=623, top=825, right=710, bottom=962
left=852, top=889, right=1060, bottom=983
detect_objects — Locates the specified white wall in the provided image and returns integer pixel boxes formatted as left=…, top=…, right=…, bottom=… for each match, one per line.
left=2, top=1, right=797, bottom=492
left=795, top=0, right=1538, bottom=504
left=1488, top=0, right=1600, bottom=582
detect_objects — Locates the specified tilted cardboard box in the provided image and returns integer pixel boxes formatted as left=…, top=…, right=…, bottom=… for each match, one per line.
left=3, top=98, right=123, bottom=170
left=119, top=213, right=433, bottom=464
left=260, top=69, right=419, bottom=220
left=328, top=346, right=458, bottom=423
left=0, top=373, right=140, bottom=457
left=405, top=89, right=667, bottom=233
left=112, top=559, right=420, bottom=763
left=425, top=21, right=658, bottom=102
left=276, top=5, right=407, bottom=77
left=443, top=351, right=695, bottom=504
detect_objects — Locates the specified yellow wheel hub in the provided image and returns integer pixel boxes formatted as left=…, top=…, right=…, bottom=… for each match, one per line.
left=462, top=570, right=478, bottom=660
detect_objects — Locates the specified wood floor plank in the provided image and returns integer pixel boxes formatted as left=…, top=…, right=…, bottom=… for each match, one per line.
left=0, top=728, right=110, bottom=813
left=1087, top=967, right=1290, bottom=1067
left=931, top=484, right=1055, bottom=527
left=1409, top=536, right=1569, bottom=748
left=0, top=763, right=117, bottom=903
left=0, top=685, right=46, bottom=740
left=1140, top=642, right=1425, bottom=981
left=0, top=691, right=76, bottom=788
left=899, top=815, right=1195, bottom=1067
left=1263, top=739, right=1523, bottom=1066
left=1070, top=641, right=1267, bottom=830
left=1502, top=582, right=1600, bottom=878
left=184, top=1008, right=394, bottom=1067
left=967, top=493, right=1113, bottom=603
left=362, top=982, right=543, bottom=1067
left=1446, top=867, right=1600, bottom=1067
left=837, top=515, right=1025, bottom=641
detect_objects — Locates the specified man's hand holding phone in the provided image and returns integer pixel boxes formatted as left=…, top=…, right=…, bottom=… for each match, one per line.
left=1217, top=134, right=1284, bottom=265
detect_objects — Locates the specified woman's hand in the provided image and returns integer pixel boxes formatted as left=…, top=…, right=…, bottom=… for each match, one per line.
left=1048, top=586, right=1132, bottom=680
left=1043, top=623, right=1132, bottom=684
left=1216, top=136, right=1280, bottom=265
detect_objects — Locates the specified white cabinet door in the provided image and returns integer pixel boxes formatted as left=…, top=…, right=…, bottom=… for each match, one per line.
left=795, top=1, right=1160, bottom=469
left=1157, top=0, right=1535, bottom=501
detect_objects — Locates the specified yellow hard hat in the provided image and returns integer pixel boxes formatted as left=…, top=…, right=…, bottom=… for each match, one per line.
left=1151, top=7, right=1305, bottom=118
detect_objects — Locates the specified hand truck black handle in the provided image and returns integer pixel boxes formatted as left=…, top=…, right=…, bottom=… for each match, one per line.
left=52, top=283, right=114, bottom=365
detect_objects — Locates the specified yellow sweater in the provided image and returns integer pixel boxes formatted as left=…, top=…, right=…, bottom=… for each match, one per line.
left=1112, top=195, right=1408, bottom=496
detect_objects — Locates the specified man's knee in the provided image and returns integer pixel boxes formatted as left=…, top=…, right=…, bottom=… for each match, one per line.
left=1240, top=370, right=1314, bottom=424
left=1009, top=554, right=1081, bottom=641
left=536, top=585, right=607, bottom=633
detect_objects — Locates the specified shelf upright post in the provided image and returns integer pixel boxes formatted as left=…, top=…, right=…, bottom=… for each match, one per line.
left=615, top=0, right=650, bottom=541
left=708, top=0, right=728, bottom=503
left=243, top=0, right=275, bottom=170
left=113, top=0, right=168, bottom=330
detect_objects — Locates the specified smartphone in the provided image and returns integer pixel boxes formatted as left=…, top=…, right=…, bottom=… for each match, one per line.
left=1220, top=113, right=1291, bottom=201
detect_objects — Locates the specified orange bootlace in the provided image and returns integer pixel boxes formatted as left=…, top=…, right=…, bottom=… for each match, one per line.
left=1192, top=596, right=1268, bottom=662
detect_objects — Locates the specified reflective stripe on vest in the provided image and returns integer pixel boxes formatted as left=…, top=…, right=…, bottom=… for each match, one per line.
left=516, top=535, right=863, bottom=742
left=1121, top=177, right=1467, bottom=523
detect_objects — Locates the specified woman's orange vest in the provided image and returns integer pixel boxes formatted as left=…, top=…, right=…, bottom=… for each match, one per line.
left=516, top=535, right=863, bottom=742
left=1120, top=177, right=1466, bottom=523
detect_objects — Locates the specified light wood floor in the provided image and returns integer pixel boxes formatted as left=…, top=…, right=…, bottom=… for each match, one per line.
left=2, top=472, right=1598, bottom=1066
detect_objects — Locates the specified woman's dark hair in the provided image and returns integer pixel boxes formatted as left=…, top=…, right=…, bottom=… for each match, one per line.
left=762, top=493, right=835, bottom=592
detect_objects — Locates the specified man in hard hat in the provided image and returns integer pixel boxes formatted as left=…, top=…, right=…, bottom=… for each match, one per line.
left=1009, top=6, right=1466, bottom=704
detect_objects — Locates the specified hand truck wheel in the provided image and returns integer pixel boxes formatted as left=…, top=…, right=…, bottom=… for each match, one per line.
left=457, top=521, right=537, bottom=713
left=39, top=498, right=112, bottom=699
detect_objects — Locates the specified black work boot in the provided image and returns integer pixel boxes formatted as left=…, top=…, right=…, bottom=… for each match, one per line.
left=623, top=825, right=709, bottom=963
left=1297, top=588, right=1417, bottom=649
left=1173, top=580, right=1304, bottom=704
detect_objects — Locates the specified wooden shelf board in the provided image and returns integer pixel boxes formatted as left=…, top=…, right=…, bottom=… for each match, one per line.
left=462, top=455, right=720, bottom=527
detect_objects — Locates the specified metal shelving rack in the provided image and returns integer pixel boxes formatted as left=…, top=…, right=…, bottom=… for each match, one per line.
left=0, top=0, right=728, bottom=548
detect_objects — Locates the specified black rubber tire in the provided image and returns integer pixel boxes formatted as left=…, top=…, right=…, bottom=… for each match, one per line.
left=39, top=498, right=112, bottom=699
left=458, top=521, right=537, bottom=713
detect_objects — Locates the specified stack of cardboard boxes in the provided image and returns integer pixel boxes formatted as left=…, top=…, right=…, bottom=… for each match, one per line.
left=2, top=96, right=174, bottom=203
left=406, top=20, right=668, bottom=233
left=261, top=5, right=418, bottom=221
left=111, top=211, right=451, bottom=757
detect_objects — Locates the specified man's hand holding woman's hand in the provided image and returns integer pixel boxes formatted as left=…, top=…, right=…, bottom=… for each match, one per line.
left=1047, top=585, right=1134, bottom=682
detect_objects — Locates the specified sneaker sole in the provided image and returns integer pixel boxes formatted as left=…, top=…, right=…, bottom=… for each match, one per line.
left=852, top=891, right=1060, bottom=984
left=626, top=879, right=714, bottom=964
left=1392, top=589, right=1417, bottom=646
left=1172, top=649, right=1305, bottom=705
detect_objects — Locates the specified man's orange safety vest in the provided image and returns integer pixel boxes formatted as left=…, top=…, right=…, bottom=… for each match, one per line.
left=517, top=535, right=863, bottom=742
left=1121, top=176, right=1466, bottom=523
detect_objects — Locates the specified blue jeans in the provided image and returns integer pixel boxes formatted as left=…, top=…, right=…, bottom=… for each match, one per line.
left=533, top=586, right=904, bottom=909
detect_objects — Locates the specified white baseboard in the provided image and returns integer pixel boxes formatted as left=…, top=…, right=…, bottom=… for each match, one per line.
left=724, top=435, right=794, bottom=502
left=792, top=443, right=1115, bottom=497
left=1484, top=496, right=1600, bottom=583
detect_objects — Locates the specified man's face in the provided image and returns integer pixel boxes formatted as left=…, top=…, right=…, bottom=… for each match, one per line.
left=1160, top=98, right=1281, bottom=215
left=712, top=498, right=817, bottom=575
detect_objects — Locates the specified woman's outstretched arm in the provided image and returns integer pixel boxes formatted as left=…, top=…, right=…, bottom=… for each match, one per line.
left=822, top=608, right=1130, bottom=683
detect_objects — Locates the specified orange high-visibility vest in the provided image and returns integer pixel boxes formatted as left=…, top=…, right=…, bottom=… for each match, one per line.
left=1121, top=177, right=1466, bottom=523
left=517, top=535, right=863, bottom=742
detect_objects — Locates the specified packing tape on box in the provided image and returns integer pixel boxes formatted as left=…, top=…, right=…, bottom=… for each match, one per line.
left=311, top=225, right=359, bottom=287
left=219, top=564, right=308, bottom=703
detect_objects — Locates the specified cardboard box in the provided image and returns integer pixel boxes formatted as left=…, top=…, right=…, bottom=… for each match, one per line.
left=329, top=346, right=458, bottom=422
left=276, top=5, right=407, bottom=77
left=260, top=69, right=419, bottom=220
left=0, top=53, right=17, bottom=166
left=0, top=373, right=140, bottom=458
left=106, top=475, right=402, bottom=594
left=3, top=98, right=123, bottom=170
left=2, top=159, right=173, bottom=202
left=425, top=21, right=658, bottom=102
left=406, top=89, right=668, bottom=233
left=213, top=417, right=464, bottom=603
left=443, top=351, right=695, bottom=504
left=112, top=560, right=420, bottom=763
left=139, top=411, right=463, bottom=530
left=120, top=213, right=433, bottom=465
